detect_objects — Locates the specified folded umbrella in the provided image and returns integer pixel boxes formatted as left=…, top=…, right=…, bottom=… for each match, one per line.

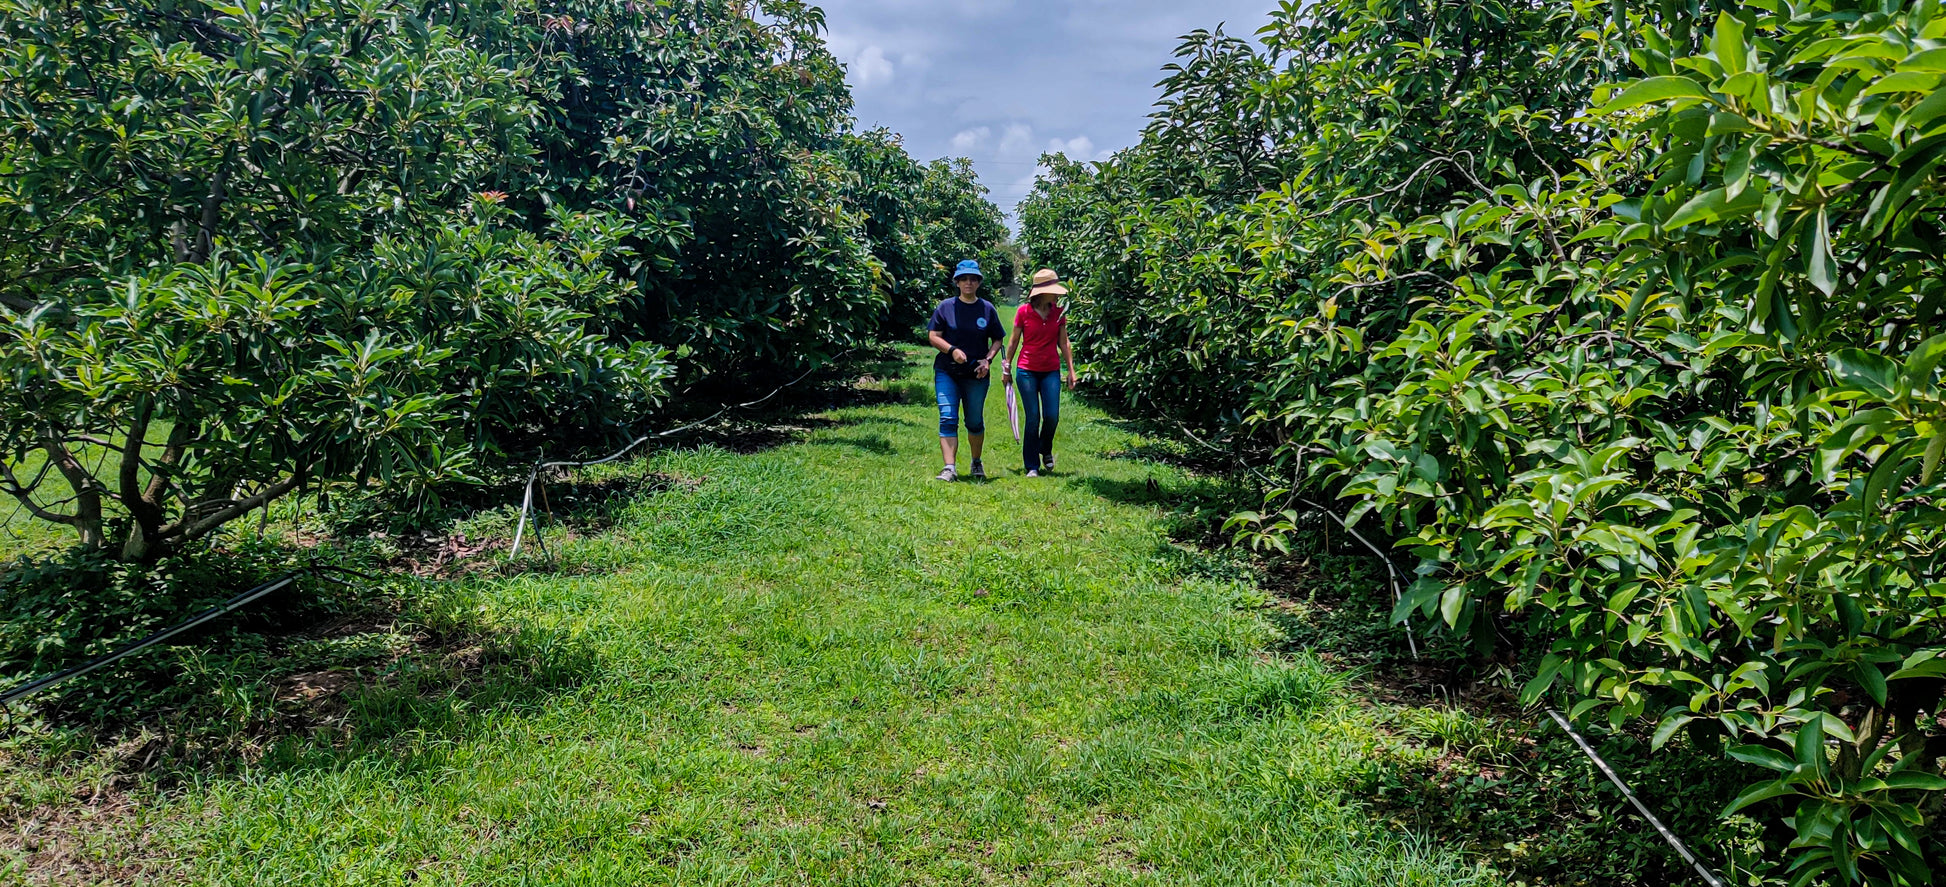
left=1005, top=375, right=1022, bottom=442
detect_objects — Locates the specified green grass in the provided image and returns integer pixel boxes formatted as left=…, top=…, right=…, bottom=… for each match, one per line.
left=11, top=348, right=1499, bottom=885
left=1, top=424, right=182, bottom=560
left=0, top=448, right=83, bottom=559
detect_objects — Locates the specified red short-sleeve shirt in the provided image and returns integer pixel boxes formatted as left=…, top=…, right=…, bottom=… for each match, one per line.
left=1014, top=304, right=1067, bottom=373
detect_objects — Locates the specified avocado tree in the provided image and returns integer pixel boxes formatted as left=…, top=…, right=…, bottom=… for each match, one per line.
left=914, top=157, right=1013, bottom=294
left=494, top=0, right=891, bottom=374
left=0, top=0, right=873, bottom=561
left=0, top=0, right=998, bottom=562
left=1030, top=0, right=1946, bottom=882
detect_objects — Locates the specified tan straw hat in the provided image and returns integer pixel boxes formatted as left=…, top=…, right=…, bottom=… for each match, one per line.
left=1028, top=268, right=1068, bottom=298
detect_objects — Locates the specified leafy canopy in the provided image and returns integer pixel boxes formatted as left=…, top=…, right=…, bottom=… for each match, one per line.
left=1026, top=0, right=1946, bottom=882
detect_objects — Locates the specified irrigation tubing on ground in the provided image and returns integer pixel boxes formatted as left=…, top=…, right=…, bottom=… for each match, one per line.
left=1168, top=418, right=1725, bottom=883
left=0, top=564, right=371, bottom=711
left=509, top=351, right=852, bottom=559
left=1545, top=708, right=1729, bottom=887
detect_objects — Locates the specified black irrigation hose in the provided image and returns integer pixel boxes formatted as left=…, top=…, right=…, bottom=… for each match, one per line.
left=510, top=351, right=852, bottom=558
left=1164, top=418, right=1726, bottom=886
left=1546, top=709, right=1728, bottom=887
left=0, top=564, right=373, bottom=710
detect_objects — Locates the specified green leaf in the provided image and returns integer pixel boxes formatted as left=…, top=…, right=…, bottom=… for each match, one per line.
left=1652, top=712, right=1696, bottom=750
left=1828, top=349, right=1901, bottom=399
left=1725, top=778, right=1800, bottom=814
left=1890, top=651, right=1946, bottom=680
left=1713, top=12, right=1749, bottom=76
left=1900, top=84, right=1946, bottom=133
left=1728, top=743, right=1795, bottom=772
left=1795, top=717, right=1829, bottom=774
left=1522, top=655, right=1567, bottom=705
left=1805, top=207, right=1836, bottom=297
left=1439, top=584, right=1466, bottom=628
left=1664, top=188, right=1730, bottom=229
left=1865, top=71, right=1945, bottom=94
left=1853, top=661, right=1888, bottom=707
left=1901, top=48, right=1946, bottom=72
left=1598, top=76, right=1713, bottom=114
left=1904, top=333, right=1946, bottom=391
left=1881, top=772, right=1946, bottom=791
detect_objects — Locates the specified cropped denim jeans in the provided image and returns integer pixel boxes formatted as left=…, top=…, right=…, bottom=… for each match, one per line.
left=935, top=369, right=990, bottom=439
left=1014, top=368, right=1061, bottom=472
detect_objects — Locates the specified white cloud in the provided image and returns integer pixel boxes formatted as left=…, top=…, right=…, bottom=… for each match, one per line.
left=814, top=0, right=1284, bottom=225
left=849, top=45, right=894, bottom=88
left=1046, top=136, right=1096, bottom=159
left=950, top=127, right=992, bottom=152
left=998, top=123, right=1036, bottom=156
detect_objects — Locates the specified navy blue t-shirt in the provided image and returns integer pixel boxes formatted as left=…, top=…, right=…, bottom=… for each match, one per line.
left=930, top=297, right=1004, bottom=377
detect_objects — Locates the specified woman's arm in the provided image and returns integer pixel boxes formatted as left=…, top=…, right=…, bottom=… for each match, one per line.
left=1004, top=310, right=1024, bottom=369
left=978, top=333, right=1004, bottom=378
left=929, top=329, right=966, bottom=363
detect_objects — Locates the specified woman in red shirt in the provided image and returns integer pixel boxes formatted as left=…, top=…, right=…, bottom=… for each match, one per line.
left=1003, top=269, right=1079, bottom=477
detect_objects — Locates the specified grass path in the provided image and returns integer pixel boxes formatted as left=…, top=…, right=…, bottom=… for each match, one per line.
left=64, top=349, right=1493, bottom=885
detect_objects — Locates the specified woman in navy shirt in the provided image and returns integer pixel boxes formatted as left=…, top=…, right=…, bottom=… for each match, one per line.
left=926, top=260, right=1006, bottom=481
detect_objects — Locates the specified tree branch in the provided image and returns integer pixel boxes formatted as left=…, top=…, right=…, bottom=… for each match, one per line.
left=145, top=9, right=245, bottom=44
left=191, top=154, right=234, bottom=265
left=165, top=471, right=308, bottom=543
left=1558, top=330, right=1692, bottom=372
left=1334, top=270, right=1470, bottom=299
left=0, top=460, right=78, bottom=525
left=146, top=419, right=194, bottom=505
left=1322, top=154, right=1464, bottom=215
left=119, top=397, right=160, bottom=527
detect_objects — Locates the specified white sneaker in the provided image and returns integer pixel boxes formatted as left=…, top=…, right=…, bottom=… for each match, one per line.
left=1026, top=470, right=1040, bottom=478
left=936, top=466, right=957, bottom=482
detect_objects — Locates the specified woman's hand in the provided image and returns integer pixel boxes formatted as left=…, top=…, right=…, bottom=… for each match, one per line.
left=975, top=359, right=991, bottom=379
left=951, top=348, right=968, bottom=364
left=1066, top=371, right=1079, bottom=388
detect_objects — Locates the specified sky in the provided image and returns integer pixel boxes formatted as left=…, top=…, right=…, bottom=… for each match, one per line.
left=815, top=0, right=1281, bottom=222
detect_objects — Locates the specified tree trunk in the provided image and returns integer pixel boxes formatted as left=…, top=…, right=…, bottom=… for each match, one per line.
left=36, top=435, right=107, bottom=551
left=117, top=398, right=169, bottom=562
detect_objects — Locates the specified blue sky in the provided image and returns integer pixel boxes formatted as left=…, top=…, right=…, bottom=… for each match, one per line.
left=815, top=0, right=1280, bottom=220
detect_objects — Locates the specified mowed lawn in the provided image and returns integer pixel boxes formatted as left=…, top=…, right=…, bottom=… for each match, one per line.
left=37, top=349, right=1493, bottom=886
left=1, top=448, right=95, bottom=559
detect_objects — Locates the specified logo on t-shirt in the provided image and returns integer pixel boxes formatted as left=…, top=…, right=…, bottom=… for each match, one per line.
left=976, top=317, right=988, bottom=329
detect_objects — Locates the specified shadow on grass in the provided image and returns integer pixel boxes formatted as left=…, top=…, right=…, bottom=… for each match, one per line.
left=21, top=595, right=602, bottom=788
left=818, top=434, right=897, bottom=456
left=1068, top=474, right=1253, bottom=548
left=1069, top=475, right=1166, bottom=507
left=0, top=597, right=607, bottom=882
left=250, top=618, right=604, bottom=778
left=826, top=414, right=913, bottom=428
left=1081, top=460, right=1775, bottom=887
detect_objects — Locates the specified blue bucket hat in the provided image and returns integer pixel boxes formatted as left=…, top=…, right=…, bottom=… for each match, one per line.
left=953, top=260, right=983, bottom=280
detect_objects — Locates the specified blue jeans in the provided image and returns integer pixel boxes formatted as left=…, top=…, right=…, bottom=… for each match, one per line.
left=1015, top=369, right=1061, bottom=472
left=935, top=369, right=990, bottom=439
